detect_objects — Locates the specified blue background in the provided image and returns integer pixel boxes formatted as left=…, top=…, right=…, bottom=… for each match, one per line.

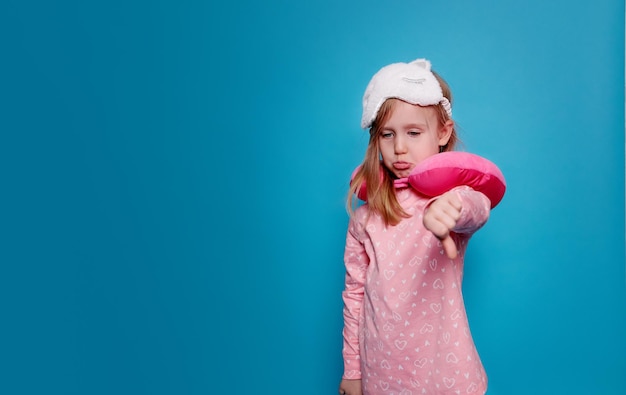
left=1, top=0, right=624, bottom=394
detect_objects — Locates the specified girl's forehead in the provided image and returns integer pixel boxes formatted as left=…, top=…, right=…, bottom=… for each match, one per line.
left=385, top=100, right=437, bottom=124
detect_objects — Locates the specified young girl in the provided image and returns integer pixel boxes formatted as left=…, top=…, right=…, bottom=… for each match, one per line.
left=339, top=59, right=492, bottom=395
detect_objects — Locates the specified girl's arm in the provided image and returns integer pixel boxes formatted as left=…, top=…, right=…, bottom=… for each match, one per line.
left=423, top=186, right=490, bottom=257
left=341, top=218, right=369, bottom=381
left=449, top=185, right=491, bottom=234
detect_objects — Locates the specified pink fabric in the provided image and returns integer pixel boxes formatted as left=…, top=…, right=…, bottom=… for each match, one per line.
left=408, top=152, right=506, bottom=209
left=342, top=185, right=490, bottom=395
left=353, top=152, right=506, bottom=209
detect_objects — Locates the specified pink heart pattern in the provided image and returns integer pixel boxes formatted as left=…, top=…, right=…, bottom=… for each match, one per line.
left=341, top=188, right=491, bottom=394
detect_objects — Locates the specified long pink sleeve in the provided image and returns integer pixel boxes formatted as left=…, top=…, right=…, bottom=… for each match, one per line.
left=450, top=186, right=490, bottom=235
left=341, top=216, right=369, bottom=379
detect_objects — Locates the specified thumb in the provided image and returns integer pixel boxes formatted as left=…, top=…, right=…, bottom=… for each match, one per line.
left=441, top=235, right=457, bottom=259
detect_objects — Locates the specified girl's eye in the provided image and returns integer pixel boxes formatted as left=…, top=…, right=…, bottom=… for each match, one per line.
left=381, top=132, right=394, bottom=138
left=408, top=130, right=421, bottom=136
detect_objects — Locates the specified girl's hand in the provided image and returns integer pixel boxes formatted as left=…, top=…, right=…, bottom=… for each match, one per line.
left=423, top=190, right=462, bottom=259
left=339, top=378, right=362, bottom=395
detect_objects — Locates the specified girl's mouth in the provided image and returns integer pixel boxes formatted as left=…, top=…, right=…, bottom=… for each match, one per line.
left=393, top=162, right=411, bottom=171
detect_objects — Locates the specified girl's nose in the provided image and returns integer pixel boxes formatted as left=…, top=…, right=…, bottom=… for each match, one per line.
left=394, top=137, right=407, bottom=154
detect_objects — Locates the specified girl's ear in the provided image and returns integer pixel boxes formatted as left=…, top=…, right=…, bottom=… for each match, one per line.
left=438, top=119, right=454, bottom=146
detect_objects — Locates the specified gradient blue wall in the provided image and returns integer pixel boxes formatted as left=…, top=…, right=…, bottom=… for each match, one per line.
left=1, top=1, right=624, bottom=394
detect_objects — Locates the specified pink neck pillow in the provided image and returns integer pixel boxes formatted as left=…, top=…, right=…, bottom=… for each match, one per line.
left=354, top=151, right=506, bottom=208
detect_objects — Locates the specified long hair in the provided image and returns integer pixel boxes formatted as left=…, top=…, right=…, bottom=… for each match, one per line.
left=347, top=72, right=458, bottom=226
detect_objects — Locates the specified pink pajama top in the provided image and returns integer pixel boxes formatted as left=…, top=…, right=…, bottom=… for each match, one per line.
left=342, top=183, right=491, bottom=395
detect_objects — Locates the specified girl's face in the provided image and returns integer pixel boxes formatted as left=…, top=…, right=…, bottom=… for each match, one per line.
left=378, top=100, right=453, bottom=179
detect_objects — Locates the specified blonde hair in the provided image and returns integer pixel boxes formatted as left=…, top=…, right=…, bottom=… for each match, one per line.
left=347, top=71, right=458, bottom=226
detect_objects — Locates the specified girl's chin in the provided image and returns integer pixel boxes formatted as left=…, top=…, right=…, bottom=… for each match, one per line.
left=392, top=171, right=410, bottom=179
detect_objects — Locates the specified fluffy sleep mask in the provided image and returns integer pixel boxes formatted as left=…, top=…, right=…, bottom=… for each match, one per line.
left=361, top=58, right=452, bottom=129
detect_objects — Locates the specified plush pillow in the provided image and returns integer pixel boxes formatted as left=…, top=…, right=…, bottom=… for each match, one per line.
left=408, top=151, right=506, bottom=208
left=353, top=151, right=506, bottom=208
